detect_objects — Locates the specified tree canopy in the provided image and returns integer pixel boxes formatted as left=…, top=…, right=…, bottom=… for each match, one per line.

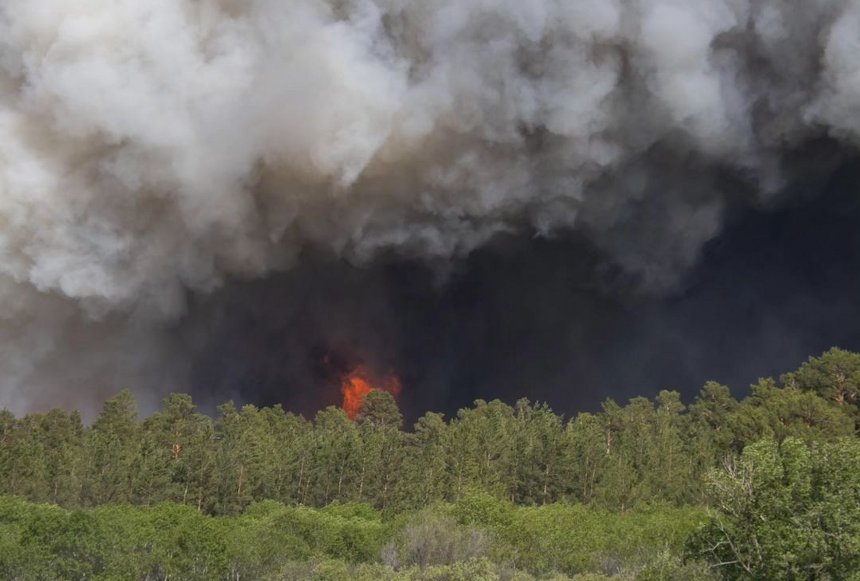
left=0, top=347, right=858, bottom=579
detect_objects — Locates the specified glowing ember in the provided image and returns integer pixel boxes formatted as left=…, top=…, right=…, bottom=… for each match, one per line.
left=341, top=365, right=402, bottom=420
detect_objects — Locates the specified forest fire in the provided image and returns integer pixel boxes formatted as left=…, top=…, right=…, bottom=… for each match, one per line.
left=340, top=366, right=402, bottom=420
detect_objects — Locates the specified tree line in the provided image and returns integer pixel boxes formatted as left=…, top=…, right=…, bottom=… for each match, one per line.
left=0, top=348, right=856, bottom=516
left=0, top=348, right=859, bottom=579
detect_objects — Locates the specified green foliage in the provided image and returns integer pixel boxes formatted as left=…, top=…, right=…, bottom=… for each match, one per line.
left=450, top=490, right=515, bottom=528
left=0, top=495, right=717, bottom=580
left=80, top=390, right=141, bottom=508
left=783, top=347, right=860, bottom=409
left=688, top=437, right=860, bottom=579
left=495, top=503, right=707, bottom=576
left=0, top=348, right=857, bottom=579
left=265, top=502, right=390, bottom=563
left=730, top=379, right=855, bottom=447
left=2, top=349, right=857, bottom=515
left=396, top=412, right=450, bottom=510
left=359, top=391, right=404, bottom=430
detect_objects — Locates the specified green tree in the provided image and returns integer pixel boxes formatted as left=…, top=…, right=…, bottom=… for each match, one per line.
left=0, top=414, right=50, bottom=500
left=689, top=437, right=860, bottom=579
left=39, top=409, right=85, bottom=505
left=783, top=348, right=860, bottom=432
left=261, top=405, right=312, bottom=505
left=213, top=402, right=288, bottom=513
left=82, top=390, right=139, bottom=505
left=142, top=393, right=215, bottom=509
left=358, top=390, right=403, bottom=430
left=509, top=399, right=566, bottom=504
left=564, top=412, right=607, bottom=503
left=447, top=400, right=515, bottom=500
left=783, top=347, right=860, bottom=408
left=648, top=390, right=695, bottom=503
left=730, top=379, right=855, bottom=446
left=397, top=412, right=450, bottom=509
left=309, top=407, right=361, bottom=506
left=688, top=382, right=738, bottom=476
left=357, top=391, right=405, bottom=510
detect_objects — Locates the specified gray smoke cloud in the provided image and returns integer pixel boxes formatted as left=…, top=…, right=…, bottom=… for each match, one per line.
left=0, top=0, right=859, bottom=415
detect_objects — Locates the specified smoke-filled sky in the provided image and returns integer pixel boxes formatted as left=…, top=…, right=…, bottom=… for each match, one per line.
left=1, top=0, right=860, bottom=420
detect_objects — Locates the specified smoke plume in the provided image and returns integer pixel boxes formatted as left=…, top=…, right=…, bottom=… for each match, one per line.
left=1, top=0, right=860, bottom=417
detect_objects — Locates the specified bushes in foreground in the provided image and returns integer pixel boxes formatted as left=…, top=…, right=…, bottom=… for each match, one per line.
left=3, top=437, right=857, bottom=579
left=688, top=437, right=860, bottom=580
left=0, top=495, right=709, bottom=580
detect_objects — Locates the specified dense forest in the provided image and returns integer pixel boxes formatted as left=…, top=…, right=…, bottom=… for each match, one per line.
left=1, top=348, right=859, bottom=580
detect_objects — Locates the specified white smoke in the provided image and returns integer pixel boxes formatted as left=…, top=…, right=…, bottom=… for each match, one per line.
left=0, top=0, right=857, bottom=414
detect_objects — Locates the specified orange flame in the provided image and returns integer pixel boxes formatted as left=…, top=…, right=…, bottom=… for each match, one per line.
left=341, top=365, right=402, bottom=420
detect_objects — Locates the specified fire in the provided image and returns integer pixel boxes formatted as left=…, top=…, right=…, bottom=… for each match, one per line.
left=340, top=365, right=402, bottom=420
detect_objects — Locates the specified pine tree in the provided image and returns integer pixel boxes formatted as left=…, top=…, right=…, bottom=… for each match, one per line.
left=509, top=399, right=565, bottom=504
left=357, top=391, right=405, bottom=510
left=82, top=390, right=139, bottom=505
left=142, top=394, right=215, bottom=509
left=564, top=412, right=607, bottom=503
left=397, top=411, right=450, bottom=509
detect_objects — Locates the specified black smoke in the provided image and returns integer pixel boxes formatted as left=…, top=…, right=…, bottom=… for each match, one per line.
left=5, top=1, right=860, bottom=419
left=183, top=151, right=860, bottom=422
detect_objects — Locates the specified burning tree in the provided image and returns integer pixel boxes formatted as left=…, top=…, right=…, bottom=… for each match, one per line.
left=340, top=366, right=402, bottom=421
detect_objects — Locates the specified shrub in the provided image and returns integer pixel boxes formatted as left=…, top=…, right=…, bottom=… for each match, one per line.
left=382, top=511, right=489, bottom=569
left=687, top=438, right=860, bottom=580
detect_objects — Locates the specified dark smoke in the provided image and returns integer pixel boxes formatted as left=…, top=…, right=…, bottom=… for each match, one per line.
left=1, top=1, right=860, bottom=418
left=185, top=150, right=860, bottom=421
